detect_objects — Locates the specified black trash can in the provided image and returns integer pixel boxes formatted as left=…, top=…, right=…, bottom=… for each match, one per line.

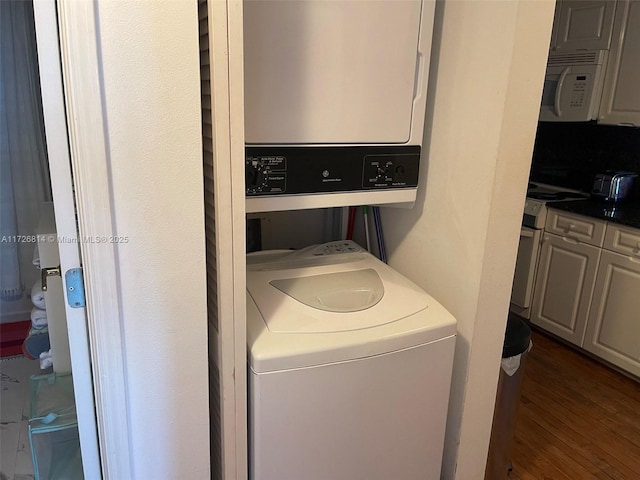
left=485, top=315, right=532, bottom=480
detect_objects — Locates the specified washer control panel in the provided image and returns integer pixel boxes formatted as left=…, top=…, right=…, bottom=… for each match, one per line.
left=245, top=146, right=420, bottom=196
left=311, top=241, right=363, bottom=256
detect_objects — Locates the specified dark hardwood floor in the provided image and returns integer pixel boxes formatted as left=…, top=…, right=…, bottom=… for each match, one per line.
left=509, top=330, right=640, bottom=480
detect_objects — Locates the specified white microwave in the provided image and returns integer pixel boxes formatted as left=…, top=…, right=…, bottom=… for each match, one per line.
left=539, top=50, right=608, bottom=122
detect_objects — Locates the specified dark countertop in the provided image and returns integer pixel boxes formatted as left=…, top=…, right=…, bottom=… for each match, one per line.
left=549, top=199, right=640, bottom=229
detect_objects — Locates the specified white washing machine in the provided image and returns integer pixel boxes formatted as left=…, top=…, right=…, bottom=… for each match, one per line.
left=246, top=241, right=456, bottom=480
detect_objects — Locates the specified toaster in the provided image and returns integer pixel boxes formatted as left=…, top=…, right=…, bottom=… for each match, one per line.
left=591, top=171, right=638, bottom=202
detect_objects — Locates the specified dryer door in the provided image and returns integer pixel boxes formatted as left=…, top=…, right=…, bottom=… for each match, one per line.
left=244, top=0, right=423, bottom=144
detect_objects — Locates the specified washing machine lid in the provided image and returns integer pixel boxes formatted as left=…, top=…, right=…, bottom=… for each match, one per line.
left=270, top=268, right=384, bottom=313
left=246, top=242, right=457, bottom=372
left=246, top=243, right=429, bottom=334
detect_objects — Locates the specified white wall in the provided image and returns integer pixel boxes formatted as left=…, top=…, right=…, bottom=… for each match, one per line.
left=94, top=1, right=209, bottom=478
left=381, top=1, right=555, bottom=479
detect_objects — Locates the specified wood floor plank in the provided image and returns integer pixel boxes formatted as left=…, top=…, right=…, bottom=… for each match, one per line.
left=509, top=330, right=640, bottom=479
left=517, top=413, right=602, bottom=479
left=519, top=398, right=634, bottom=480
left=520, top=364, right=640, bottom=472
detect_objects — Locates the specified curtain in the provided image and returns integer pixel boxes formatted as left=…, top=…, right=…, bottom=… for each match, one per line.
left=0, top=0, right=52, bottom=302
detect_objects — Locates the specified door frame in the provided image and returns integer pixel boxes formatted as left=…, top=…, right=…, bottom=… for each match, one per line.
left=32, top=1, right=102, bottom=477
left=205, top=0, right=248, bottom=477
left=35, top=1, right=133, bottom=478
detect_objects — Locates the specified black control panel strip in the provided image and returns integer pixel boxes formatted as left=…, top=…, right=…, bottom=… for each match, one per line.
left=245, top=145, right=421, bottom=196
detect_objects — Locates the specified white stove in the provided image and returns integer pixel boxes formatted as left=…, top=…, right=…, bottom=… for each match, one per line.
left=523, top=182, right=588, bottom=229
left=512, top=182, right=588, bottom=318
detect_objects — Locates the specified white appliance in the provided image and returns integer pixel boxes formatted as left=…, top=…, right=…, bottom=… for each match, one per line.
left=510, top=183, right=588, bottom=319
left=539, top=50, right=608, bottom=122
left=243, top=0, right=436, bottom=212
left=246, top=241, right=456, bottom=480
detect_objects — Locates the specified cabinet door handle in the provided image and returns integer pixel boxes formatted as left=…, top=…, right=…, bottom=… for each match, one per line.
left=562, top=236, right=580, bottom=245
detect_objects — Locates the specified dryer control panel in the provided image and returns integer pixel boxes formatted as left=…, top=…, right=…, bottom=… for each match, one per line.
left=245, top=146, right=421, bottom=197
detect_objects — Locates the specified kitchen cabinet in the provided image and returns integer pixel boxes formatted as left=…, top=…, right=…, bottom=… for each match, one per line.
left=598, top=0, right=640, bottom=126
left=544, top=208, right=607, bottom=245
left=583, top=226, right=640, bottom=376
left=550, top=0, right=617, bottom=52
left=530, top=231, right=601, bottom=345
left=532, top=211, right=640, bottom=377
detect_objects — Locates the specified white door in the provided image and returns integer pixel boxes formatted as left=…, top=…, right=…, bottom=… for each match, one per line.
left=201, top=0, right=248, bottom=478
left=243, top=0, right=430, bottom=144
left=32, top=1, right=101, bottom=477
left=530, top=232, right=600, bottom=346
left=598, top=0, right=640, bottom=126
left=551, top=0, right=617, bottom=51
left=583, top=250, right=640, bottom=377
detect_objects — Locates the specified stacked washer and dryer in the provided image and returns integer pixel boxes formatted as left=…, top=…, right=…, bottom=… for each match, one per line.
left=243, top=1, right=456, bottom=478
